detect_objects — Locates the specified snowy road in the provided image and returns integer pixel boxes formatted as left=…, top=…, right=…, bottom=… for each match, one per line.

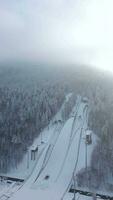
left=10, top=100, right=88, bottom=200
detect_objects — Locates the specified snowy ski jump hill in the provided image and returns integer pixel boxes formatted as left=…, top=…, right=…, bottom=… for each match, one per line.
left=9, top=96, right=94, bottom=200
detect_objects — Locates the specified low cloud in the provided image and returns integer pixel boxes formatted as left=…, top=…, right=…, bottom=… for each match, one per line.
left=0, top=0, right=113, bottom=72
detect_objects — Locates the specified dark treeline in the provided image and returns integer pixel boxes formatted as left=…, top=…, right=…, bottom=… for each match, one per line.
left=69, top=67, right=113, bottom=192
left=88, top=86, right=113, bottom=191
left=0, top=64, right=113, bottom=193
left=0, top=65, right=67, bottom=172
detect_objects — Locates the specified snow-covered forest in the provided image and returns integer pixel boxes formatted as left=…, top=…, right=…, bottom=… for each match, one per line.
left=69, top=67, right=113, bottom=192
left=0, top=64, right=113, bottom=193
left=0, top=65, right=67, bottom=172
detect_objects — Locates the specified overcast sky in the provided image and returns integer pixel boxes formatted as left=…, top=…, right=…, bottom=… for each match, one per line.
left=0, top=0, right=113, bottom=72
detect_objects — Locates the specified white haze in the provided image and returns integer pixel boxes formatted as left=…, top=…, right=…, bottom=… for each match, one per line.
left=0, top=0, right=113, bottom=72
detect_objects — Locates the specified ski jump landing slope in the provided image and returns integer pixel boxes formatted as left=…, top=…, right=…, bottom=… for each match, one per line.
left=11, top=102, right=88, bottom=200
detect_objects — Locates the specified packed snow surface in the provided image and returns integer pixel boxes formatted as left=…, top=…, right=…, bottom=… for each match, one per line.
left=0, top=95, right=99, bottom=200
left=10, top=97, right=92, bottom=200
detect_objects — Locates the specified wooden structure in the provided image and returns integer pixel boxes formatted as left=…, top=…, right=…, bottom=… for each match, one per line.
left=85, top=130, right=92, bottom=145
left=69, top=188, right=112, bottom=200
left=0, top=175, right=24, bottom=183
left=30, top=145, right=38, bottom=160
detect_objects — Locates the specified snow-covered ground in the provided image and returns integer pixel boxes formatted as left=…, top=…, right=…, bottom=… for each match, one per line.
left=0, top=93, right=74, bottom=198
left=0, top=180, right=22, bottom=200
left=10, top=98, right=91, bottom=200
left=63, top=193, right=97, bottom=200
left=0, top=93, right=73, bottom=181
left=0, top=95, right=100, bottom=200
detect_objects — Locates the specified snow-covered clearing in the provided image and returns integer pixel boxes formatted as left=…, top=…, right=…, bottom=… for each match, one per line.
left=0, top=94, right=99, bottom=200
left=10, top=99, right=91, bottom=200
left=0, top=93, right=74, bottom=198
left=0, top=93, right=72, bottom=181
left=0, top=181, right=22, bottom=200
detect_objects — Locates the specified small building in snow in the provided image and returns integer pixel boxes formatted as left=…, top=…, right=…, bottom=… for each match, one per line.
left=30, top=144, right=38, bottom=160
left=85, top=130, right=92, bottom=144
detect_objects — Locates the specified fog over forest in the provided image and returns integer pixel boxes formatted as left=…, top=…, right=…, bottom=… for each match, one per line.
left=0, top=64, right=113, bottom=192
left=0, top=0, right=113, bottom=196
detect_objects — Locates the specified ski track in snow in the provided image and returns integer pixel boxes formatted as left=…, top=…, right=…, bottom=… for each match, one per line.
left=10, top=98, right=92, bottom=200
left=1, top=95, right=99, bottom=200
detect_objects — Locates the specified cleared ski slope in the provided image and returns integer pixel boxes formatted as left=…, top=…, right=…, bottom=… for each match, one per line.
left=10, top=100, right=88, bottom=200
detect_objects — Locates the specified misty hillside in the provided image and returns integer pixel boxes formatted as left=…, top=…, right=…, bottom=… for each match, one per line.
left=1, top=0, right=113, bottom=199
left=0, top=64, right=113, bottom=193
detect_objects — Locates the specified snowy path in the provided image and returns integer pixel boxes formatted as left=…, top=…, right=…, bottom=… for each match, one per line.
left=24, top=124, right=64, bottom=187
left=10, top=101, right=88, bottom=200
left=0, top=93, right=73, bottom=181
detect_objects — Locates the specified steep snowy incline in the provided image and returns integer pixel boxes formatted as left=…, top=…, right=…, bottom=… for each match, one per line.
left=23, top=124, right=71, bottom=190
left=0, top=93, right=73, bottom=181
left=10, top=101, right=87, bottom=200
